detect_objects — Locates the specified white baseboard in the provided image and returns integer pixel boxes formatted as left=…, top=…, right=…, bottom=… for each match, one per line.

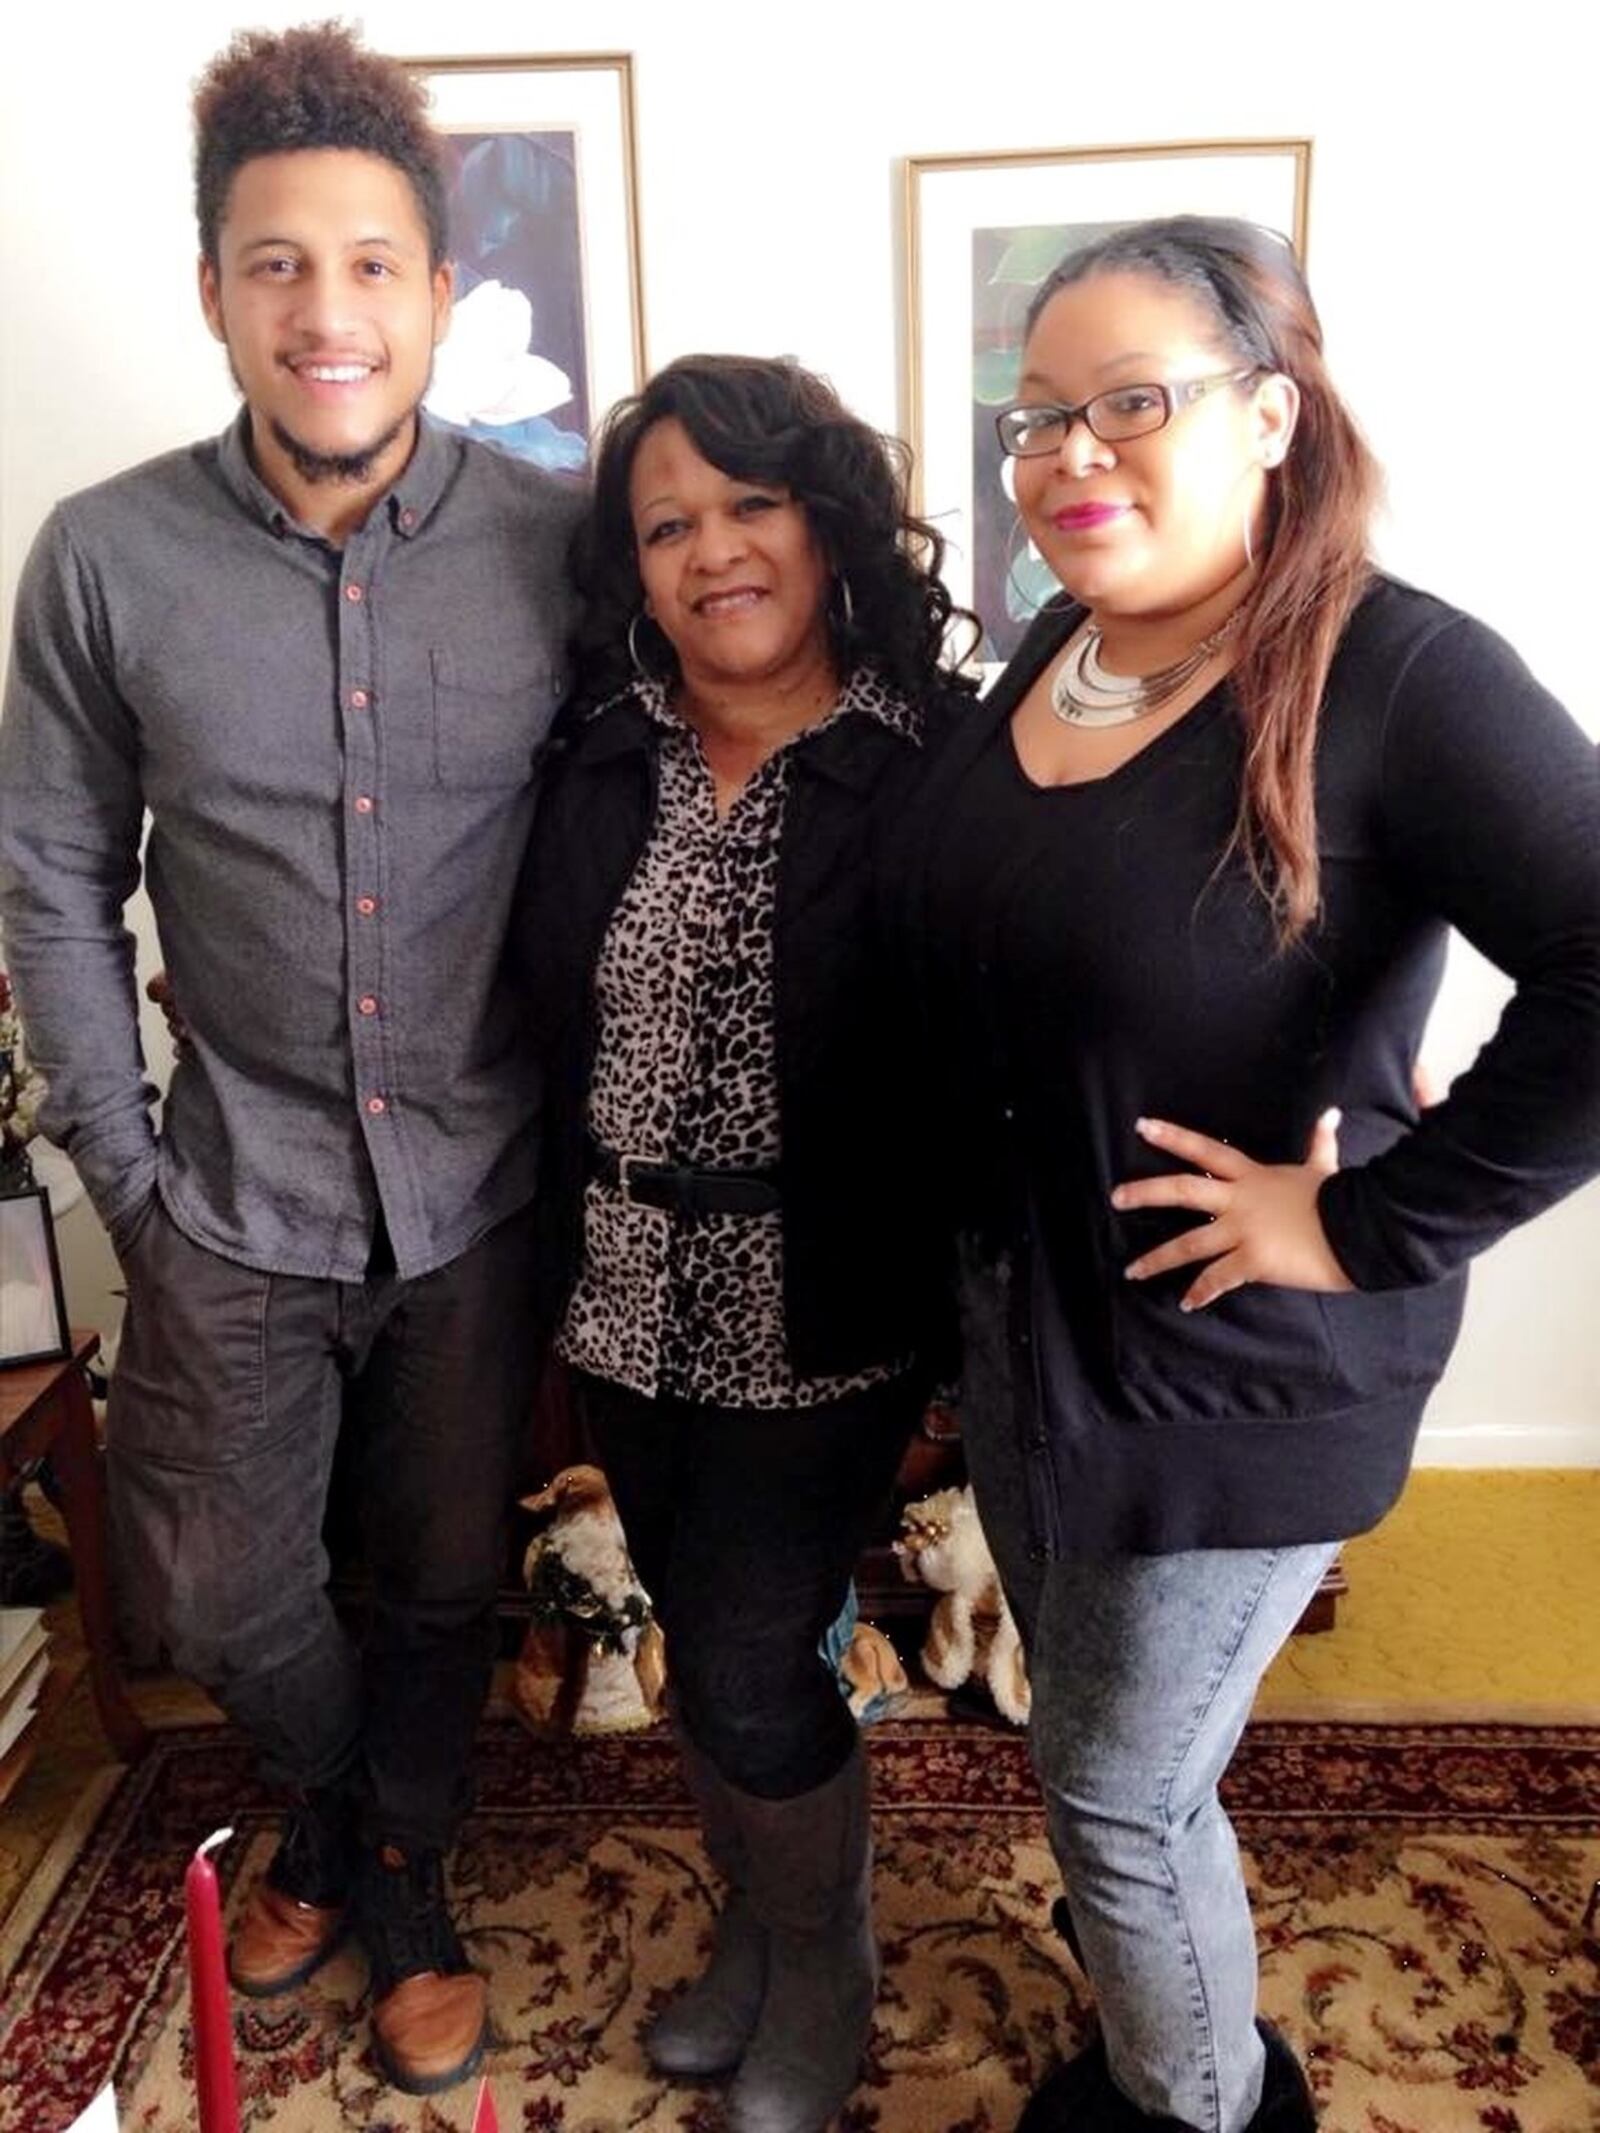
left=1413, top=1420, right=1600, bottom=1468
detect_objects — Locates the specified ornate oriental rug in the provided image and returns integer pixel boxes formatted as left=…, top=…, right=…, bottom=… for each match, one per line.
left=1, top=1717, right=1597, bottom=2132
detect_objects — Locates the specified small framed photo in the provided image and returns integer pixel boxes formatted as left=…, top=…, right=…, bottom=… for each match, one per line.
left=903, top=138, right=1311, bottom=670
left=0, top=1185, right=71, bottom=1368
left=406, top=51, right=647, bottom=474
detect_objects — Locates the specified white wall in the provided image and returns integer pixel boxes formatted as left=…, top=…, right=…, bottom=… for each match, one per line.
left=2, top=0, right=1595, bottom=1461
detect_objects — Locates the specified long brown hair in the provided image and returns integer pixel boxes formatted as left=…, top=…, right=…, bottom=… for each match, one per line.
left=1026, top=217, right=1381, bottom=942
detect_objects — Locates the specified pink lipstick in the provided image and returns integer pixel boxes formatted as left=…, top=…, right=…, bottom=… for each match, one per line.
left=1052, top=503, right=1127, bottom=531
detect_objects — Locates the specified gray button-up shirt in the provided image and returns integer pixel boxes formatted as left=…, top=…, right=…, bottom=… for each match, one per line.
left=0, top=415, right=581, bottom=1279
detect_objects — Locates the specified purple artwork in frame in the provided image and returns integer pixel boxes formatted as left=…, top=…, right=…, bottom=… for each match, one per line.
left=409, top=54, right=646, bottom=473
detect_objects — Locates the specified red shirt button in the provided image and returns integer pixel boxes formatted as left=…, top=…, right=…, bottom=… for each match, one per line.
left=356, top=895, right=378, bottom=916
left=350, top=688, right=370, bottom=710
left=345, top=583, right=364, bottom=603
left=358, top=995, right=379, bottom=1016
left=366, top=1095, right=387, bottom=1116
left=354, top=795, right=374, bottom=815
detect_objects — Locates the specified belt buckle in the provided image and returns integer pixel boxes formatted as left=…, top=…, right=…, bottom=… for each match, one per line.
left=616, top=1151, right=657, bottom=1203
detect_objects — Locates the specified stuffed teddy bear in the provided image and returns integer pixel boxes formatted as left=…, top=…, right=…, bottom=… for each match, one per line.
left=511, top=1464, right=666, bottom=1736
left=894, top=1484, right=1030, bottom=1725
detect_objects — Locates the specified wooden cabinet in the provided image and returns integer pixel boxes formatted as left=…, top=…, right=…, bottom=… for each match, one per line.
left=0, top=1332, right=148, bottom=1802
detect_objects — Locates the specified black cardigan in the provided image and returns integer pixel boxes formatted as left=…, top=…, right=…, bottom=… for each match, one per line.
left=880, top=577, right=1600, bottom=1551
left=510, top=682, right=970, bottom=1381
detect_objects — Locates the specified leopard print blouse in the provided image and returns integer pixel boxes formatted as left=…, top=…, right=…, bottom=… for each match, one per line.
left=555, top=667, right=919, bottom=1410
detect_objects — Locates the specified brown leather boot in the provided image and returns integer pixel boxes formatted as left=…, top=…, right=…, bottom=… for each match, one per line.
left=231, top=1884, right=346, bottom=1996
left=356, top=1842, right=487, bottom=2095
left=230, top=1791, right=353, bottom=1997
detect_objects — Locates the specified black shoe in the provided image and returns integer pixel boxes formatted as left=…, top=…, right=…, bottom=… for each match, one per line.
left=1050, top=1895, right=1085, bottom=1967
left=1016, top=2036, right=1117, bottom=2131
left=1015, top=2021, right=1316, bottom=2131
left=1250, top=2022, right=1318, bottom=2130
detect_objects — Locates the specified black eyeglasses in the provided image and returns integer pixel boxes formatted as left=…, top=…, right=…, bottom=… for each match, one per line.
left=994, top=369, right=1260, bottom=458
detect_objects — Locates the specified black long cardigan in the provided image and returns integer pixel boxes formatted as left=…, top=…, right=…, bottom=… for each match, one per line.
left=509, top=683, right=969, bottom=1382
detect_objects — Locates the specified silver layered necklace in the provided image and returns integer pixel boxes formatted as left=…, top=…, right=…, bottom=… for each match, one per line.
left=1049, top=607, right=1246, bottom=729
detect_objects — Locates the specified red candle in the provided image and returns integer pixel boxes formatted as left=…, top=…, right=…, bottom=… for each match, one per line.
left=184, top=1827, right=241, bottom=2133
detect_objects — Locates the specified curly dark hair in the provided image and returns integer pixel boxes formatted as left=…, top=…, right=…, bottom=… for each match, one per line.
left=569, top=354, right=977, bottom=708
left=193, top=21, right=448, bottom=268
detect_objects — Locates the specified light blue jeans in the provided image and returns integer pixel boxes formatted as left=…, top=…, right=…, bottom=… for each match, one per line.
left=960, top=1264, right=1335, bottom=2133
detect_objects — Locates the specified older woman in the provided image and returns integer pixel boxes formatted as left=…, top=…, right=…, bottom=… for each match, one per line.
left=883, top=219, right=1599, bottom=2132
left=512, top=353, right=973, bottom=2133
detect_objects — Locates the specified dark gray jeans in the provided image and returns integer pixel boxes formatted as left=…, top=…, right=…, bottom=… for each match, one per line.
left=107, top=1194, right=540, bottom=1850
left=577, top=1370, right=922, bottom=1799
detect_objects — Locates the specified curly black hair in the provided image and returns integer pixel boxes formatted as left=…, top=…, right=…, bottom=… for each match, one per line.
left=193, top=21, right=448, bottom=268
left=569, top=354, right=977, bottom=709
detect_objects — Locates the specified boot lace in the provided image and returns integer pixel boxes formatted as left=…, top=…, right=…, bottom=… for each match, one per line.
left=269, top=1791, right=353, bottom=1905
left=360, top=1845, right=467, bottom=1993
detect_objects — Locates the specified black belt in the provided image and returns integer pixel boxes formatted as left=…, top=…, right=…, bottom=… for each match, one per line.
left=587, top=1143, right=782, bottom=1217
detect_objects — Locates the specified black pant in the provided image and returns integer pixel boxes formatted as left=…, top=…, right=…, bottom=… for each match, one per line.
left=108, top=1198, right=541, bottom=1850
left=576, top=1370, right=922, bottom=1799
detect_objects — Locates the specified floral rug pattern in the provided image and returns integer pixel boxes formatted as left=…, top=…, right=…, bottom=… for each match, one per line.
left=2, top=1718, right=1597, bottom=2133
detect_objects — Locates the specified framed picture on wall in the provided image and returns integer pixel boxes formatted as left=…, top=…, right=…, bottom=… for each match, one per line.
left=903, top=139, right=1311, bottom=669
left=0, top=1187, right=71, bottom=1369
left=405, top=52, right=647, bottom=473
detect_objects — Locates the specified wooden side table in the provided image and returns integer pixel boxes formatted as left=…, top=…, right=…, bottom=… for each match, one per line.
left=0, top=1329, right=149, bottom=1773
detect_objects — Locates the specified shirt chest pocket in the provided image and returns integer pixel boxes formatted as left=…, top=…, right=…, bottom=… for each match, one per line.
left=429, top=649, right=562, bottom=789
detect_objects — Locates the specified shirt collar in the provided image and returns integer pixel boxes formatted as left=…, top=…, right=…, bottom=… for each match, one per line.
left=214, top=408, right=461, bottom=543
left=599, top=662, right=923, bottom=742
left=384, top=414, right=458, bottom=538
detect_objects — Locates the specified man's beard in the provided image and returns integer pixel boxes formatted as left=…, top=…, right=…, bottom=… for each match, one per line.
left=266, top=412, right=410, bottom=487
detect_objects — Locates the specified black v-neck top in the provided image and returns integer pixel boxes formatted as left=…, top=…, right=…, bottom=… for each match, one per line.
left=882, top=576, right=1599, bottom=1550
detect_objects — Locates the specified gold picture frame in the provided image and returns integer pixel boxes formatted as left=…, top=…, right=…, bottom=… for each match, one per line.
left=903, top=138, right=1311, bottom=667
left=406, top=52, right=648, bottom=472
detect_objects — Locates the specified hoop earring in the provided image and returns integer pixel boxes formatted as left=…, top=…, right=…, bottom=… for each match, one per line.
left=627, top=611, right=654, bottom=681
left=1243, top=506, right=1256, bottom=573
left=1003, top=513, right=1047, bottom=624
left=832, top=573, right=855, bottom=634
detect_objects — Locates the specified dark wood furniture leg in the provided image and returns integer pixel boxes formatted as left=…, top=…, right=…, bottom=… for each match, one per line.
left=47, top=1357, right=149, bottom=1760
left=1, top=1331, right=149, bottom=1763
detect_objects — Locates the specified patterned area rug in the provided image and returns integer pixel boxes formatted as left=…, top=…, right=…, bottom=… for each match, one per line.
left=2, top=1717, right=1597, bottom=2133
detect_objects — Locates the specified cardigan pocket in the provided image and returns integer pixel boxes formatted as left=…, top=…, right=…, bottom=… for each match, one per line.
left=1315, top=1274, right=1466, bottom=1397
left=1109, top=1276, right=1338, bottom=1425
left=1108, top=1266, right=1466, bottom=1429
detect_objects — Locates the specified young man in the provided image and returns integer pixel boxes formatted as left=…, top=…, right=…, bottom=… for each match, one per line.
left=0, top=25, right=580, bottom=2096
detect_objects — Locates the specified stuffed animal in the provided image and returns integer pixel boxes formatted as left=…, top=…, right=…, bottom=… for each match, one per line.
left=894, top=1484, right=1030, bottom=1726
left=512, top=1464, right=666, bottom=1736
left=839, top=1621, right=909, bottom=1721
left=820, top=1583, right=910, bottom=1722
